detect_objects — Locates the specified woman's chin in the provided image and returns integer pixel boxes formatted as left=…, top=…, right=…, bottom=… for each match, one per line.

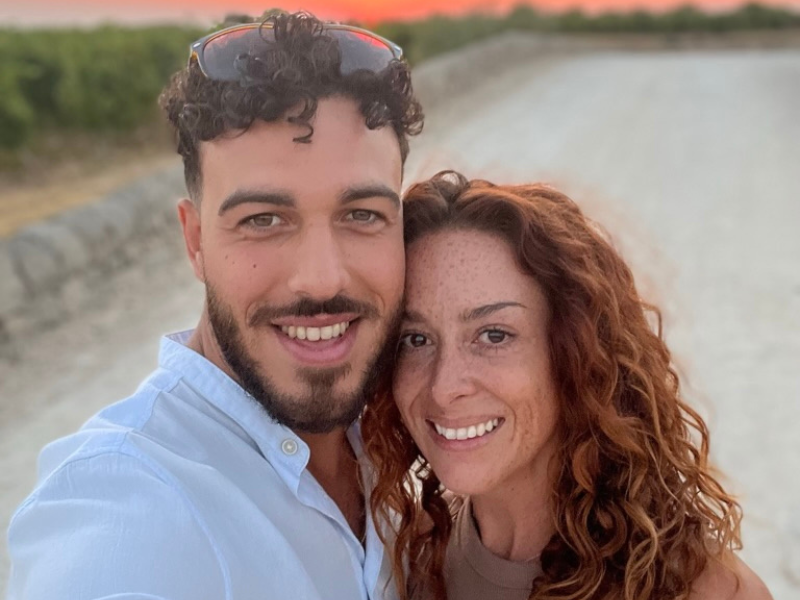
left=434, top=466, right=496, bottom=498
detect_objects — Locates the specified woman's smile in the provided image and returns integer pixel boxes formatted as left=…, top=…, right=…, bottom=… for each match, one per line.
left=425, top=417, right=506, bottom=452
left=429, top=417, right=503, bottom=441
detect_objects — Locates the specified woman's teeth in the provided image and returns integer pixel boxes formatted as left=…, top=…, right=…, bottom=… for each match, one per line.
left=434, top=418, right=501, bottom=441
left=280, top=321, right=350, bottom=342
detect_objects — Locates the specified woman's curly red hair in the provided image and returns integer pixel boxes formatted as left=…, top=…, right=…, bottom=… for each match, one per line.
left=362, top=171, right=742, bottom=600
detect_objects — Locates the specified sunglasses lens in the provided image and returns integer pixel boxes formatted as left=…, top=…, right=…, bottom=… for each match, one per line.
left=201, top=27, right=275, bottom=81
left=329, top=30, right=397, bottom=75
left=199, top=26, right=397, bottom=81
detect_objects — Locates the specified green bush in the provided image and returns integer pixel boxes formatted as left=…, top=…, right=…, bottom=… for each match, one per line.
left=54, top=28, right=186, bottom=130
left=375, top=3, right=800, bottom=63
left=0, top=26, right=199, bottom=151
left=0, top=67, right=35, bottom=149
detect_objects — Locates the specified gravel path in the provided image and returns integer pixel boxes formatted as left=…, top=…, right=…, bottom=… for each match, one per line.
left=2, top=48, right=799, bottom=597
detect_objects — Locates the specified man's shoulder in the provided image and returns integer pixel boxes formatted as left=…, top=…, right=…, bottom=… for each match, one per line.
left=34, top=366, right=182, bottom=483
left=16, top=361, right=271, bottom=529
left=7, top=444, right=231, bottom=600
left=16, top=429, right=189, bottom=524
left=34, top=355, right=257, bottom=484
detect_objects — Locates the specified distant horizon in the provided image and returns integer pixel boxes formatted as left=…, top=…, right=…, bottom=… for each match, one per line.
left=2, top=0, right=800, bottom=28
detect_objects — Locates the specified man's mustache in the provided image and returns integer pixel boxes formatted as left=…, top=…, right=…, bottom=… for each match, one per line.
left=248, top=294, right=380, bottom=327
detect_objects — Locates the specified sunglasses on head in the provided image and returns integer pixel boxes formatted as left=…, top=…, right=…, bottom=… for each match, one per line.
left=189, top=21, right=404, bottom=82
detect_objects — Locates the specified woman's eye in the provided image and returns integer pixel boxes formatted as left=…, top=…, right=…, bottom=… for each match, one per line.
left=245, top=214, right=283, bottom=228
left=347, top=210, right=380, bottom=224
left=478, top=329, right=509, bottom=344
left=399, top=333, right=430, bottom=349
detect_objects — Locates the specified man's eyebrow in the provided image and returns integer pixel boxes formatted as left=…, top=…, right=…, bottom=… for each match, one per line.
left=218, top=189, right=295, bottom=216
left=338, top=184, right=400, bottom=208
left=461, top=302, right=525, bottom=322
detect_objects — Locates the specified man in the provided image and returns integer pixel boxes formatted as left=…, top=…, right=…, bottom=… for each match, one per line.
left=7, top=11, right=423, bottom=600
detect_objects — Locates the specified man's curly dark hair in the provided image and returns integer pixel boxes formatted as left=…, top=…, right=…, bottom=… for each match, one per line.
left=160, top=11, right=424, bottom=201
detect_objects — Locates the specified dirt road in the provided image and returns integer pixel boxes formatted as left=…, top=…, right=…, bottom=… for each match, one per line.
left=2, top=48, right=799, bottom=597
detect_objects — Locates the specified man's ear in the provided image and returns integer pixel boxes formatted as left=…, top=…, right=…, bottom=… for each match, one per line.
left=178, top=198, right=205, bottom=282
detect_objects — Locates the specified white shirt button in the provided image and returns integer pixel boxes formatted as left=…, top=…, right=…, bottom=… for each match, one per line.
left=281, top=439, right=298, bottom=456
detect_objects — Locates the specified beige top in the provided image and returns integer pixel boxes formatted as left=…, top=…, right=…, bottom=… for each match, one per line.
left=412, top=498, right=542, bottom=600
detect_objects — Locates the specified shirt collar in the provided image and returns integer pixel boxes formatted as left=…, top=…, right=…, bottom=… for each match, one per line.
left=159, top=330, right=362, bottom=495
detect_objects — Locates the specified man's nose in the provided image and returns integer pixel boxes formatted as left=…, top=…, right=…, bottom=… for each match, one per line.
left=429, top=346, right=478, bottom=409
left=287, top=224, right=350, bottom=300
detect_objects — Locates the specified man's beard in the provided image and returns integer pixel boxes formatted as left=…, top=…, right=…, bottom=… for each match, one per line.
left=206, top=285, right=400, bottom=434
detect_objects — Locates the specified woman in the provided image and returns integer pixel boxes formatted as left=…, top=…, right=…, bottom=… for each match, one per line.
left=362, top=172, right=771, bottom=600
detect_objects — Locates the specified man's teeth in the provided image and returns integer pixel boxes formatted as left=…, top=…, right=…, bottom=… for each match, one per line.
left=434, top=418, right=501, bottom=441
left=280, top=321, right=350, bottom=342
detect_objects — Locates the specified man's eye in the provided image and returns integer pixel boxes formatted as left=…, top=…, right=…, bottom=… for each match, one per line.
left=399, top=333, right=430, bottom=349
left=347, top=210, right=380, bottom=224
left=245, top=214, right=283, bottom=228
left=478, top=329, right=509, bottom=344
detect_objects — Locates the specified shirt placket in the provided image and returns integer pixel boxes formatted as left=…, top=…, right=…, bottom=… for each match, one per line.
left=297, top=470, right=370, bottom=600
left=272, top=431, right=370, bottom=600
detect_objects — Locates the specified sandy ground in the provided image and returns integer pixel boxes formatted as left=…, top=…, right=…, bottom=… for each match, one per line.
left=2, top=48, right=799, bottom=597
left=0, top=153, right=176, bottom=238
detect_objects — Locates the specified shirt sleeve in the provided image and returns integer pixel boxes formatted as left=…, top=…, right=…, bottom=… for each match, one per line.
left=6, top=450, right=228, bottom=600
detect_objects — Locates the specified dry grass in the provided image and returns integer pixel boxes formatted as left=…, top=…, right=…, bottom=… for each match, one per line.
left=0, top=124, right=179, bottom=238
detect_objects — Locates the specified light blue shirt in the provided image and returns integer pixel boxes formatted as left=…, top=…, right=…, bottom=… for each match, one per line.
left=7, top=331, right=398, bottom=600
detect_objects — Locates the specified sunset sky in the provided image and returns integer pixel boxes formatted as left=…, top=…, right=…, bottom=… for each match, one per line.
left=2, top=0, right=799, bottom=27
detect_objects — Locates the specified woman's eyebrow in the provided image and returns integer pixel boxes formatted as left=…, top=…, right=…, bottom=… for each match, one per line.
left=402, top=309, right=426, bottom=324
left=460, top=302, right=525, bottom=322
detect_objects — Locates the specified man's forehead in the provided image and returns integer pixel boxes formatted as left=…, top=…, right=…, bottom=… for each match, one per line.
left=198, top=98, right=402, bottom=208
left=201, top=97, right=399, bottom=161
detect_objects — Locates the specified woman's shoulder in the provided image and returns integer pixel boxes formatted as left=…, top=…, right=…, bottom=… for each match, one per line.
left=689, top=555, right=773, bottom=600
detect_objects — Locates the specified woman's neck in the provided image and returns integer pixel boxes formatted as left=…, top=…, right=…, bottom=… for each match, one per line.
left=469, top=456, right=556, bottom=563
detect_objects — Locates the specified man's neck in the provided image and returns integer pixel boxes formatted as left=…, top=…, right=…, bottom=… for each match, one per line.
left=300, top=429, right=365, bottom=543
left=187, top=317, right=366, bottom=542
left=185, top=313, right=238, bottom=381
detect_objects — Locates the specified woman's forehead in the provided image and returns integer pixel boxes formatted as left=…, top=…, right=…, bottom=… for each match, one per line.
left=404, top=229, right=543, bottom=319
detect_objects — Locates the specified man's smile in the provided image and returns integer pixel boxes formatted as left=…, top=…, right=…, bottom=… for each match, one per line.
left=272, top=317, right=362, bottom=366
left=276, top=319, right=353, bottom=342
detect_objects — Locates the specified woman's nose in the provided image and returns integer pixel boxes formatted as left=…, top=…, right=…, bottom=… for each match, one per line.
left=429, top=346, right=477, bottom=408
